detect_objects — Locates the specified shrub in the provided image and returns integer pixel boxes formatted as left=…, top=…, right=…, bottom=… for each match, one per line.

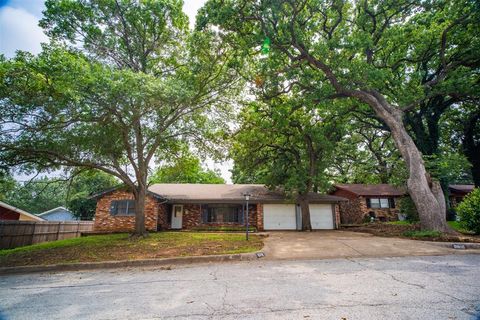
left=398, top=197, right=419, bottom=222
left=456, top=188, right=480, bottom=234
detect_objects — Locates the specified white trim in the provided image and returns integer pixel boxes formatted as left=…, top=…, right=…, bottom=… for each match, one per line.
left=0, top=200, right=45, bottom=221
left=38, top=206, right=70, bottom=217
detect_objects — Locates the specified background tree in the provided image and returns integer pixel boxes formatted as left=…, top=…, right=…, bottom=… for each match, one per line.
left=231, top=98, right=345, bottom=230
left=2, top=177, right=66, bottom=214
left=150, top=147, right=225, bottom=184
left=199, top=0, right=480, bottom=231
left=442, top=103, right=480, bottom=187
left=0, top=170, right=117, bottom=217
left=0, top=1, right=239, bottom=235
left=331, top=112, right=403, bottom=184
left=67, top=170, right=118, bottom=220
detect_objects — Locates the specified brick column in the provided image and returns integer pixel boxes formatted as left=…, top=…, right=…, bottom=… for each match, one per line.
left=256, top=203, right=264, bottom=231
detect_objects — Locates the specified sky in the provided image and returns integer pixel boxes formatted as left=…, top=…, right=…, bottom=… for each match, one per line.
left=0, top=0, right=234, bottom=183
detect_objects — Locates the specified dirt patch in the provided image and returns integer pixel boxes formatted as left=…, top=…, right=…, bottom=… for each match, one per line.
left=343, top=223, right=480, bottom=243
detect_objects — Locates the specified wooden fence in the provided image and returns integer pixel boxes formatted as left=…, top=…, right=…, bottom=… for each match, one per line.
left=0, top=221, right=94, bottom=249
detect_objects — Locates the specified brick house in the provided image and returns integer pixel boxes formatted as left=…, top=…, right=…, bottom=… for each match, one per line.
left=448, top=184, right=475, bottom=208
left=93, top=184, right=346, bottom=232
left=329, top=184, right=405, bottom=224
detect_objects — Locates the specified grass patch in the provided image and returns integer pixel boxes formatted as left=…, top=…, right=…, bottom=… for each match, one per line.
left=402, top=230, right=442, bottom=238
left=447, top=221, right=474, bottom=235
left=387, top=221, right=413, bottom=226
left=0, top=232, right=263, bottom=268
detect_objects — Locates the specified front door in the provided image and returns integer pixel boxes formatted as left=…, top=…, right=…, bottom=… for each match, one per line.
left=171, top=205, right=183, bottom=229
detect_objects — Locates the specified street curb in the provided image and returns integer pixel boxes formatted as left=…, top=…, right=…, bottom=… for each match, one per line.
left=0, top=251, right=264, bottom=276
left=426, top=242, right=480, bottom=250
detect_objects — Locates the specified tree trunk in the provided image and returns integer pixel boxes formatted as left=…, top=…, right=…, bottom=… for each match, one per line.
left=133, top=184, right=147, bottom=236
left=298, top=194, right=312, bottom=231
left=355, top=92, right=450, bottom=232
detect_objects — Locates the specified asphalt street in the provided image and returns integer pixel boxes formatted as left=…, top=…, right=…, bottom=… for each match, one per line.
left=1, top=254, right=479, bottom=320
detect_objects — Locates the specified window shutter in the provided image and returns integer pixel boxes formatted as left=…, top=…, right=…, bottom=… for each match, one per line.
left=110, top=201, right=118, bottom=216
left=201, top=205, right=209, bottom=223
left=389, top=198, right=395, bottom=208
left=366, top=198, right=371, bottom=208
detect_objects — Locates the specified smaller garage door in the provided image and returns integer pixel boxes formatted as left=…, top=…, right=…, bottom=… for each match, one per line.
left=310, top=204, right=334, bottom=229
left=264, top=204, right=297, bottom=230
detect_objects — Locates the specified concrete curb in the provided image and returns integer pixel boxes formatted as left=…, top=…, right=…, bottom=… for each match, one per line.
left=426, top=242, right=480, bottom=250
left=0, top=252, right=264, bottom=276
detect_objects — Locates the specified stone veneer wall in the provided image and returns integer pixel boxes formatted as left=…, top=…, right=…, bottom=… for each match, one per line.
left=339, top=196, right=401, bottom=224
left=94, top=190, right=161, bottom=232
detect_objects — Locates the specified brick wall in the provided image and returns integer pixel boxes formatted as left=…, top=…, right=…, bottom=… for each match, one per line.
left=334, top=204, right=340, bottom=228
left=175, top=203, right=263, bottom=230
left=339, top=196, right=401, bottom=224
left=256, top=204, right=264, bottom=231
left=94, top=190, right=161, bottom=232
left=94, top=192, right=267, bottom=232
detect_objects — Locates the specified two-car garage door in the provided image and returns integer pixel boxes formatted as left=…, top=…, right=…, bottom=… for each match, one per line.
left=263, top=204, right=334, bottom=230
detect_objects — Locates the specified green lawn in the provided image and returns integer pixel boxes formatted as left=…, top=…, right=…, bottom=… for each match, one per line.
left=0, top=232, right=264, bottom=268
left=402, top=230, right=442, bottom=238
left=447, top=221, right=474, bottom=234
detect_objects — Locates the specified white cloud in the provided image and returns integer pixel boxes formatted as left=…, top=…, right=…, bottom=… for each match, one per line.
left=0, top=6, right=48, bottom=58
left=183, top=0, right=207, bottom=29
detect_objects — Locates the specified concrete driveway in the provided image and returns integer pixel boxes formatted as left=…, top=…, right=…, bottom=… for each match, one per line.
left=262, top=230, right=471, bottom=260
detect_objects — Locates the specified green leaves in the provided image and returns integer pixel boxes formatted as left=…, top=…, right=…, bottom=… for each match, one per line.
left=456, top=188, right=480, bottom=234
left=231, top=97, right=346, bottom=194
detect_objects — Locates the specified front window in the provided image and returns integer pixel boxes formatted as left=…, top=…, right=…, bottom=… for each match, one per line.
left=368, top=198, right=393, bottom=209
left=202, top=204, right=244, bottom=223
left=110, top=200, right=135, bottom=216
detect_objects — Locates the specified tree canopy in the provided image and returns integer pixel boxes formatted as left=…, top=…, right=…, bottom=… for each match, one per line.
left=199, top=0, right=480, bottom=231
left=150, top=150, right=225, bottom=184
left=0, top=0, right=240, bottom=234
left=231, top=97, right=345, bottom=230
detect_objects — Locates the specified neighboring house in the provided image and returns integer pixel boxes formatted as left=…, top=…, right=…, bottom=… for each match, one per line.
left=0, top=200, right=44, bottom=221
left=93, top=184, right=346, bottom=232
left=449, top=184, right=475, bottom=207
left=38, top=207, right=78, bottom=221
left=329, top=184, right=405, bottom=224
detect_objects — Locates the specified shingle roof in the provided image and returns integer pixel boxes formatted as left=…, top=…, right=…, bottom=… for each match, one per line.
left=449, top=184, right=475, bottom=194
left=148, top=184, right=346, bottom=204
left=0, top=200, right=45, bottom=221
left=334, top=184, right=405, bottom=197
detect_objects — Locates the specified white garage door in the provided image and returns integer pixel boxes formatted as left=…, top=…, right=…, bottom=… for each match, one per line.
left=309, top=204, right=334, bottom=229
left=263, top=204, right=297, bottom=230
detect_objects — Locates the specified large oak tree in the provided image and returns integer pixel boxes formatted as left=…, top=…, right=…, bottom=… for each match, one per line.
left=199, top=0, right=480, bottom=231
left=0, top=0, right=239, bottom=235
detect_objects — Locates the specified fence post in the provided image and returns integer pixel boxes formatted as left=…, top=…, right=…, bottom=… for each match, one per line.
left=30, top=222, right=37, bottom=246
left=56, top=222, right=61, bottom=241
left=76, top=222, right=80, bottom=237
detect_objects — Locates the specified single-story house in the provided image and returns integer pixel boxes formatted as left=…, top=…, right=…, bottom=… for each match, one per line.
left=329, top=184, right=405, bottom=224
left=0, top=200, right=45, bottom=221
left=38, top=207, right=78, bottom=221
left=449, top=184, right=475, bottom=207
left=93, top=184, right=346, bottom=232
